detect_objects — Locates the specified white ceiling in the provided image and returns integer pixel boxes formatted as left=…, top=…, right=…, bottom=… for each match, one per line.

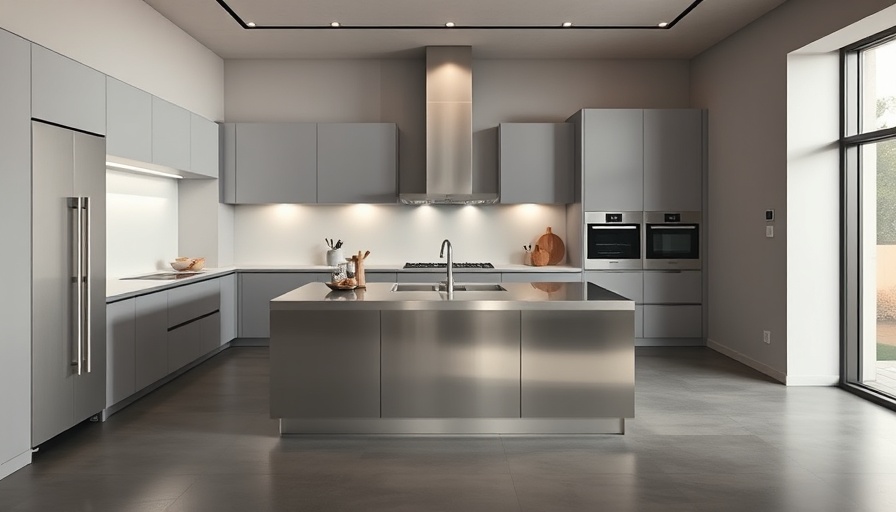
left=142, top=0, right=788, bottom=59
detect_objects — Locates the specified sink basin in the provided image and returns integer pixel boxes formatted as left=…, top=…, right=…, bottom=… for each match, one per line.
left=391, top=283, right=507, bottom=292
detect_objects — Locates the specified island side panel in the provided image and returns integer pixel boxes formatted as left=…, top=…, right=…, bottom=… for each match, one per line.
left=381, top=310, right=521, bottom=418
left=521, top=309, right=635, bottom=418
left=270, top=310, right=381, bottom=418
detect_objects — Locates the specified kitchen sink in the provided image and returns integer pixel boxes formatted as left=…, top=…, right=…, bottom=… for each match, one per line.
left=391, top=283, right=506, bottom=292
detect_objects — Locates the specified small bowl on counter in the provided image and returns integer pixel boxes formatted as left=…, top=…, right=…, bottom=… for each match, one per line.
left=170, top=257, right=205, bottom=272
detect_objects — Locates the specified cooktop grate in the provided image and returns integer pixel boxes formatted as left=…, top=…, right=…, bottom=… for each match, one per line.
left=403, top=262, right=495, bottom=269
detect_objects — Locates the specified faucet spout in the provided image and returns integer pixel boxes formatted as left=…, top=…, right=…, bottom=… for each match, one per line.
left=439, top=239, right=453, bottom=295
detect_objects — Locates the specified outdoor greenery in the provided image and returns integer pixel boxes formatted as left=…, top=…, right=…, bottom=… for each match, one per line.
left=876, top=97, right=896, bottom=244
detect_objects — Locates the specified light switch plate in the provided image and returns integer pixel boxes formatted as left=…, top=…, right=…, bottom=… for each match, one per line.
left=765, top=209, right=775, bottom=221
left=766, top=225, right=774, bottom=238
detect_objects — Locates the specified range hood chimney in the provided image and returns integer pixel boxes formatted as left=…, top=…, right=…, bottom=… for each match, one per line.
left=400, top=46, right=498, bottom=205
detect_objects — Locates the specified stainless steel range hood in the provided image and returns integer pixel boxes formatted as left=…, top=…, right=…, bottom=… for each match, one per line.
left=400, top=46, right=498, bottom=205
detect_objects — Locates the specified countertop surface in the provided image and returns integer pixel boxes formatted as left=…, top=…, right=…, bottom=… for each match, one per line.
left=270, top=282, right=633, bottom=311
left=106, top=264, right=583, bottom=302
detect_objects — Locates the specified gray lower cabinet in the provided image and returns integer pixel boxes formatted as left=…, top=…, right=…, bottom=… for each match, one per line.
left=502, top=272, right=582, bottom=283
left=239, top=272, right=330, bottom=338
left=167, top=321, right=202, bottom=374
left=643, top=305, right=702, bottom=338
left=498, top=123, right=573, bottom=204
left=106, top=299, right=136, bottom=408
left=365, top=272, right=398, bottom=283
left=317, top=123, right=398, bottom=203
left=167, top=279, right=220, bottom=328
left=106, top=77, right=152, bottom=162
left=643, top=271, right=702, bottom=304
left=219, top=274, right=237, bottom=345
left=270, top=310, right=381, bottom=418
left=190, top=114, right=218, bottom=178
left=643, top=109, right=704, bottom=212
left=152, top=97, right=191, bottom=171
left=381, top=310, right=521, bottom=418
left=200, top=312, right=222, bottom=355
left=31, top=44, right=105, bottom=135
left=642, top=270, right=702, bottom=339
left=235, top=123, right=318, bottom=204
left=135, top=291, right=168, bottom=391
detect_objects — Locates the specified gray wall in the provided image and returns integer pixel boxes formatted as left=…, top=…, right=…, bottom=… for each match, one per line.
left=690, top=0, right=895, bottom=381
left=224, top=58, right=691, bottom=194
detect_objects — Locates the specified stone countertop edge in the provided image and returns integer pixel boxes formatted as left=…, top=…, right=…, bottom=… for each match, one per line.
left=270, top=282, right=634, bottom=311
left=106, top=264, right=585, bottom=303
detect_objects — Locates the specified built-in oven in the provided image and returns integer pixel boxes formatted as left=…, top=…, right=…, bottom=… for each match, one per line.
left=644, top=212, right=701, bottom=270
left=584, top=212, right=642, bottom=270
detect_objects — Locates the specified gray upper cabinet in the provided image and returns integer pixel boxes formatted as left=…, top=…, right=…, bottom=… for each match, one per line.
left=190, top=114, right=218, bottom=178
left=235, top=123, right=318, bottom=204
left=643, top=109, right=704, bottom=212
left=106, top=78, right=152, bottom=162
left=152, top=97, right=191, bottom=171
left=317, top=123, right=398, bottom=203
left=498, top=123, right=573, bottom=204
left=31, top=44, right=105, bottom=135
left=582, top=109, right=643, bottom=212
left=221, top=123, right=237, bottom=203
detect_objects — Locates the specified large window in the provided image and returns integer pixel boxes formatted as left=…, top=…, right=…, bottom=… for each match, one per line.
left=843, top=30, right=896, bottom=405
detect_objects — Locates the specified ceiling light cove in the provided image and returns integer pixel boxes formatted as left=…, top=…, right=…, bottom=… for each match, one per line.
left=213, top=0, right=706, bottom=30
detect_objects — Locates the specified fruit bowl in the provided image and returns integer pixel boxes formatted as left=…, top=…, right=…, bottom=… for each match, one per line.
left=170, top=257, right=205, bottom=272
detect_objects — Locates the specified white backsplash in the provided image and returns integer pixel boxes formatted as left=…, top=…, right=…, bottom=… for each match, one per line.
left=233, top=203, right=569, bottom=266
left=106, top=170, right=179, bottom=278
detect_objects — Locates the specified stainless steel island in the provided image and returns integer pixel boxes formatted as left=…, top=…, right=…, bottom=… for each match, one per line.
left=270, top=282, right=634, bottom=434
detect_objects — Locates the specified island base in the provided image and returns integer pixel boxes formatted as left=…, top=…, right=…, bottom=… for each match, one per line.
left=280, top=418, right=625, bottom=435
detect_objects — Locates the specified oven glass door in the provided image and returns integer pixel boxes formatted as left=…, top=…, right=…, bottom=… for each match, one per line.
left=646, top=224, right=699, bottom=259
left=587, top=224, right=641, bottom=260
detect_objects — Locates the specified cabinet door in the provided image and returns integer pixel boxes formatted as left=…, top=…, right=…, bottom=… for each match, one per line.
left=190, top=114, right=218, bottom=178
left=135, top=291, right=168, bottom=391
left=106, top=78, right=152, bottom=162
left=235, top=123, right=317, bottom=204
left=167, top=321, right=201, bottom=374
left=643, top=109, right=703, bottom=212
left=220, top=123, right=237, bottom=203
left=582, top=109, right=643, bottom=212
left=365, top=272, right=398, bottom=283
left=643, top=305, right=702, bottom=338
left=106, top=299, right=136, bottom=408
left=219, top=274, right=237, bottom=345
left=317, top=123, right=397, bottom=203
left=152, top=97, right=191, bottom=171
left=239, top=272, right=329, bottom=338
left=167, top=279, right=220, bottom=328
left=498, top=123, right=573, bottom=204
left=502, top=272, right=582, bottom=283
left=200, top=312, right=222, bottom=356
left=0, top=28, right=31, bottom=463
left=31, top=45, right=105, bottom=135
left=643, top=271, right=702, bottom=304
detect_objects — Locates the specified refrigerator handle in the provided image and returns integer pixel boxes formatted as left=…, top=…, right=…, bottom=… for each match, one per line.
left=83, top=197, right=91, bottom=374
left=69, top=197, right=83, bottom=376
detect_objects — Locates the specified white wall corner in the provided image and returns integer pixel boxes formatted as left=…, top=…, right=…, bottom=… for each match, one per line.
left=707, top=338, right=787, bottom=384
left=0, top=450, right=32, bottom=481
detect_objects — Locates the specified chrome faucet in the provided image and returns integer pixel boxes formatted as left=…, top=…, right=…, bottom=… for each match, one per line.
left=439, top=239, right=453, bottom=295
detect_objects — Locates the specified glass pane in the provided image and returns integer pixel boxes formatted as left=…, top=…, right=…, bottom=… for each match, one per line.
left=861, top=38, right=896, bottom=132
left=861, top=138, right=896, bottom=395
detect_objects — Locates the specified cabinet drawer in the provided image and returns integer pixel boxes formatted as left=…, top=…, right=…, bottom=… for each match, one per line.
left=643, top=271, right=702, bottom=304
left=397, top=272, right=501, bottom=283
left=643, top=305, right=702, bottom=338
left=135, top=291, right=168, bottom=391
left=167, top=321, right=202, bottom=374
left=584, top=271, right=643, bottom=303
left=502, top=272, right=582, bottom=283
left=167, top=279, right=220, bottom=328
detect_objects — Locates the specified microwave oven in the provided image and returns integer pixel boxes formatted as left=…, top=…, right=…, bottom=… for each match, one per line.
left=643, top=212, right=701, bottom=270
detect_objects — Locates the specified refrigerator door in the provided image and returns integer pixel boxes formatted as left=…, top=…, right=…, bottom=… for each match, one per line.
left=31, top=121, right=106, bottom=447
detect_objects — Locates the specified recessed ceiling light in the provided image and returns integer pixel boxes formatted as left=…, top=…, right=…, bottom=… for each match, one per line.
left=562, top=22, right=572, bottom=28
left=445, top=22, right=455, bottom=28
left=658, top=22, right=668, bottom=28
left=330, top=21, right=340, bottom=27
left=246, top=21, right=256, bottom=28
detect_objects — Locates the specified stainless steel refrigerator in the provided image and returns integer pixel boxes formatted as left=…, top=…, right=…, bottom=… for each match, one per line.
left=31, top=120, right=106, bottom=447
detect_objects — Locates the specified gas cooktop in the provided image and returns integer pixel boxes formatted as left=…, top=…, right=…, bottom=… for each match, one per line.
left=403, top=262, right=495, bottom=269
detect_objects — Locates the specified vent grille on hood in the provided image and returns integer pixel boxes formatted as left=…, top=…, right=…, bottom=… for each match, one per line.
left=399, top=46, right=498, bottom=205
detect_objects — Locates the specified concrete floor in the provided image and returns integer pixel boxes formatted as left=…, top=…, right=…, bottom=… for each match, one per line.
left=2, top=346, right=896, bottom=511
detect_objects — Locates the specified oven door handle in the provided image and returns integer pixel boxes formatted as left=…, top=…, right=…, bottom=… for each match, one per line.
left=648, top=225, right=697, bottom=230
left=590, top=225, right=638, bottom=229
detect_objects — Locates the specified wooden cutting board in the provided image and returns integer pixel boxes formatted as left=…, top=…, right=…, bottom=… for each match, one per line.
left=536, top=227, right=565, bottom=265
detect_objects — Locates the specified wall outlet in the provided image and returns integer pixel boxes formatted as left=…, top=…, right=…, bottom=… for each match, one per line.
left=763, top=330, right=771, bottom=344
